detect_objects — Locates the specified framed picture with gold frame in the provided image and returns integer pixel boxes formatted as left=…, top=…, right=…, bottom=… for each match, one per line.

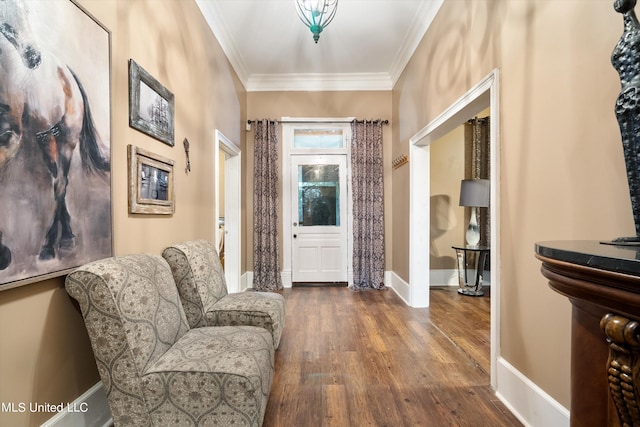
left=127, top=145, right=175, bottom=215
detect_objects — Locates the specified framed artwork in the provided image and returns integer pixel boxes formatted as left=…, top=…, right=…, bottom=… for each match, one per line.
left=0, top=0, right=112, bottom=290
left=128, top=145, right=175, bottom=215
left=129, top=59, right=175, bottom=146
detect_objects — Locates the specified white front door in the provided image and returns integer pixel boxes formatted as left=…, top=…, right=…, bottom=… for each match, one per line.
left=291, top=155, right=348, bottom=283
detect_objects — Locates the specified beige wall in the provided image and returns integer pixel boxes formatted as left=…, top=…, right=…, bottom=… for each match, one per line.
left=0, top=1, right=245, bottom=425
left=246, top=91, right=393, bottom=271
left=394, top=0, right=632, bottom=407
left=430, top=125, right=465, bottom=270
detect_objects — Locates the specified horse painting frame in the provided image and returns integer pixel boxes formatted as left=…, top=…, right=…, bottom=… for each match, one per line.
left=128, top=145, right=175, bottom=215
left=0, top=0, right=112, bottom=291
left=128, top=59, right=175, bottom=147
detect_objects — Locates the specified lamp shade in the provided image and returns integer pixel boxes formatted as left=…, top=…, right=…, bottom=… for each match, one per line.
left=459, top=179, right=490, bottom=207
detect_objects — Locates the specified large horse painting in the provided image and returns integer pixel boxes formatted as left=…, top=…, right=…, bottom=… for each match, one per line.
left=0, top=0, right=111, bottom=290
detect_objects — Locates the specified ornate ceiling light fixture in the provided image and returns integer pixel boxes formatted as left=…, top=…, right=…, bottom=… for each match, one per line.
left=295, top=0, right=338, bottom=44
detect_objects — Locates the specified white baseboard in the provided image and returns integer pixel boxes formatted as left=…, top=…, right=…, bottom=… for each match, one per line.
left=388, top=269, right=491, bottom=305
left=430, top=268, right=492, bottom=287
left=388, top=270, right=411, bottom=305
left=41, top=382, right=111, bottom=427
left=496, top=357, right=569, bottom=427
left=240, top=271, right=249, bottom=291
left=281, top=270, right=292, bottom=288
left=430, top=268, right=458, bottom=286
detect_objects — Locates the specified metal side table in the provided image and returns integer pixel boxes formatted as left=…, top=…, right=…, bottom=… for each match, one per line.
left=452, top=245, right=490, bottom=296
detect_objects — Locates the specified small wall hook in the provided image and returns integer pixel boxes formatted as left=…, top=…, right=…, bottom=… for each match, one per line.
left=392, top=154, right=409, bottom=170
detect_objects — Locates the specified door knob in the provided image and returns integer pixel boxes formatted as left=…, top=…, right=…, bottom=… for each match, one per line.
left=293, top=234, right=297, bottom=238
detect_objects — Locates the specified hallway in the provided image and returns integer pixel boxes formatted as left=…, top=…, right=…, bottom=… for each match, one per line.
left=263, top=286, right=521, bottom=426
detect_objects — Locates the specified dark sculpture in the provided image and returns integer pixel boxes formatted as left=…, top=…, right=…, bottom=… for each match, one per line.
left=612, top=0, right=640, bottom=243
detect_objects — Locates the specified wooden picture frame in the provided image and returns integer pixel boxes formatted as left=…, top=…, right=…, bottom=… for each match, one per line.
left=128, top=145, right=175, bottom=215
left=128, top=59, right=175, bottom=146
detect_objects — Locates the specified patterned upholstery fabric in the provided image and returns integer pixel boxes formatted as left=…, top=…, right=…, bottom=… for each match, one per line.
left=162, top=240, right=285, bottom=349
left=65, top=253, right=274, bottom=427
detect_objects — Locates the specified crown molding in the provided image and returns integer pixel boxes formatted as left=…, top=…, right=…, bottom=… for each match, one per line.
left=195, top=0, right=249, bottom=87
left=389, top=0, right=444, bottom=86
left=197, top=0, right=444, bottom=92
left=246, top=73, right=393, bottom=92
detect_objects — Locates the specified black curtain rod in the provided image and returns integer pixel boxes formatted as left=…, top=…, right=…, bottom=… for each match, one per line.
left=247, top=119, right=389, bottom=125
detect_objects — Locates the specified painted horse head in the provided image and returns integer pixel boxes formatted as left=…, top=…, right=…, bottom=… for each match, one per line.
left=0, top=30, right=28, bottom=170
left=0, top=0, right=40, bottom=67
left=0, top=0, right=41, bottom=170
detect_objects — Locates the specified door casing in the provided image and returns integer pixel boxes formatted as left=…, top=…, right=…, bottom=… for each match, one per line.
left=214, top=130, right=241, bottom=292
left=281, top=118, right=354, bottom=288
left=409, top=69, right=500, bottom=388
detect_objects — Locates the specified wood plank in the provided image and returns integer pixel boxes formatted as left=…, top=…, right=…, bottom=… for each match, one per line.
left=323, top=384, right=349, bottom=425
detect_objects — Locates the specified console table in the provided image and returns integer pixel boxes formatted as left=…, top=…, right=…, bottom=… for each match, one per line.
left=452, top=245, right=490, bottom=296
left=535, top=240, right=640, bottom=427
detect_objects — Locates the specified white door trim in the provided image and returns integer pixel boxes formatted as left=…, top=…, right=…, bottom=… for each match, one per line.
left=282, top=118, right=354, bottom=288
left=409, top=69, right=501, bottom=389
left=214, top=129, right=242, bottom=292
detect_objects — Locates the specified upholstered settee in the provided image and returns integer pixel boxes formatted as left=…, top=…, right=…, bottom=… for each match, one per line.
left=65, top=253, right=274, bottom=427
left=162, top=240, right=285, bottom=349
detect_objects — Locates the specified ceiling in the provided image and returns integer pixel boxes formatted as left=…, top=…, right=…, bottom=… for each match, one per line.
left=195, top=0, right=443, bottom=92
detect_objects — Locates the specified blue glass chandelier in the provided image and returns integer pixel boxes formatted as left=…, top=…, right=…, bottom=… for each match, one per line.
left=295, top=0, right=338, bottom=44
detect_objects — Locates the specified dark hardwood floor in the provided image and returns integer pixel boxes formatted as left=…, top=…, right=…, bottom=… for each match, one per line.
left=263, top=286, right=522, bottom=427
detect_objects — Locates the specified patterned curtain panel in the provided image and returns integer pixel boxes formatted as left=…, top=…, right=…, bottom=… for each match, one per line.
left=253, top=120, right=283, bottom=291
left=464, top=116, right=491, bottom=247
left=350, top=120, right=385, bottom=290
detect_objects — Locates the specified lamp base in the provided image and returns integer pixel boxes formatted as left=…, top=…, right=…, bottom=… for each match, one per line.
left=457, top=288, right=485, bottom=297
left=465, top=206, right=481, bottom=247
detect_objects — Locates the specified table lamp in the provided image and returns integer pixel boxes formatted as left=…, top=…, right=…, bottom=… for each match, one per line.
left=459, top=179, right=490, bottom=247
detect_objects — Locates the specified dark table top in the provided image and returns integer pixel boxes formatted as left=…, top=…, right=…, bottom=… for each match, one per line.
left=452, top=245, right=490, bottom=251
left=535, top=240, right=640, bottom=276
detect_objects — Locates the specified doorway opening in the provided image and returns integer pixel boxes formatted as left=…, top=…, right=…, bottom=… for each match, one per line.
left=409, top=69, right=500, bottom=388
left=214, top=130, right=242, bottom=292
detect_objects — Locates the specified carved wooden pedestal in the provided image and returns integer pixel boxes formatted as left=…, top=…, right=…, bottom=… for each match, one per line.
left=536, top=241, right=640, bottom=427
left=601, top=314, right=640, bottom=426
